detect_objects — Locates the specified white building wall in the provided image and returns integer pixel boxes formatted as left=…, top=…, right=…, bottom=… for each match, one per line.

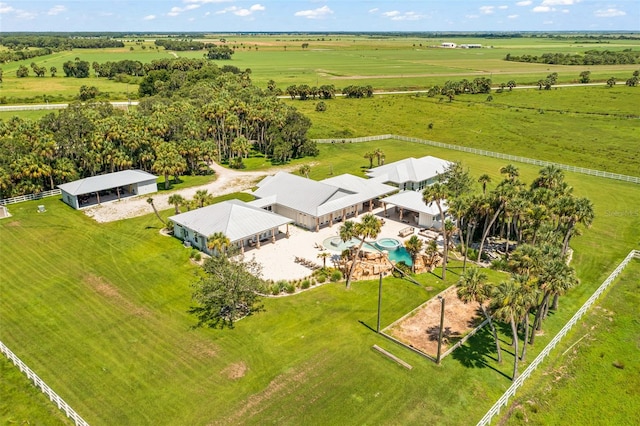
left=136, top=179, right=158, bottom=196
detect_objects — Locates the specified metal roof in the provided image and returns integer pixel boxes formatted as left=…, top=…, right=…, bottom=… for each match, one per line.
left=57, top=170, right=157, bottom=196
left=253, top=172, right=397, bottom=218
left=169, top=199, right=293, bottom=243
left=381, top=190, right=447, bottom=216
left=365, top=156, right=452, bottom=185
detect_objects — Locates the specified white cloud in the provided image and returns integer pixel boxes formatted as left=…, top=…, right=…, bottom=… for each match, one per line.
left=480, top=6, right=495, bottom=14
left=0, top=2, right=15, bottom=14
left=508, top=14, right=519, bottom=19
left=499, top=5, right=509, bottom=9
left=143, top=14, right=156, bottom=20
left=466, top=14, right=480, bottom=19
left=369, top=8, right=379, bottom=14
left=543, top=20, right=554, bottom=24
left=217, top=4, right=265, bottom=16
left=184, top=0, right=232, bottom=3
left=533, top=6, right=554, bottom=12
left=380, top=10, right=424, bottom=21
left=594, top=8, right=626, bottom=17
left=168, top=4, right=201, bottom=16
left=516, top=1, right=532, bottom=6
left=541, top=0, right=580, bottom=5
left=47, top=5, right=66, bottom=15
left=294, top=5, right=333, bottom=19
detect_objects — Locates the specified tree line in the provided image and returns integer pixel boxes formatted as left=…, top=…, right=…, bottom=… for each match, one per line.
left=0, top=36, right=124, bottom=63
left=505, top=49, right=640, bottom=65
left=0, top=70, right=316, bottom=199
left=426, top=77, right=493, bottom=101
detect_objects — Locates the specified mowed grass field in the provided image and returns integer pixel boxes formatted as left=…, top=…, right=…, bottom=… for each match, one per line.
left=1, top=136, right=639, bottom=424
left=502, top=259, right=640, bottom=425
left=1, top=35, right=639, bottom=102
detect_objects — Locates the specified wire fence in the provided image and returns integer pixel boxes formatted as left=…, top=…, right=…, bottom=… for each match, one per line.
left=476, top=249, right=639, bottom=426
left=0, top=341, right=90, bottom=426
left=312, top=134, right=640, bottom=184
left=0, top=189, right=61, bottom=206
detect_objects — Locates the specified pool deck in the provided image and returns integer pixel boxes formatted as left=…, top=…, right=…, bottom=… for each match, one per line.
left=241, top=207, right=441, bottom=281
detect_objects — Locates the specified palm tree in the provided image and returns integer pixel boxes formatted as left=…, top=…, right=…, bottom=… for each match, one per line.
left=146, top=197, right=166, bottom=225
left=404, top=235, right=423, bottom=273
left=477, top=174, right=491, bottom=195
left=560, top=197, right=594, bottom=257
left=317, top=251, right=330, bottom=269
left=168, top=194, right=186, bottom=215
left=491, top=278, right=525, bottom=381
left=457, top=268, right=502, bottom=363
left=500, top=164, right=519, bottom=182
left=423, top=182, right=450, bottom=279
left=363, top=152, right=375, bottom=169
left=193, top=189, right=211, bottom=208
left=152, top=142, right=187, bottom=190
left=373, top=148, right=385, bottom=166
left=512, top=274, right=538, bottom=362
left=207, top=231, right=231, bottom=255
left=298, top=164, right=311, bottom=178
left=477, top=181, right=514, bottom=264
left=339, top=213, right=382, bottom=289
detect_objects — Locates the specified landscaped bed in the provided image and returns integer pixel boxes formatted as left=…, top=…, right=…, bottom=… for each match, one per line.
left=385, top=285, right=485, bottom=359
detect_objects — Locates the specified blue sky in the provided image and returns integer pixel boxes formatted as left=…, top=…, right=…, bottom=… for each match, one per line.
left=1, top=1, right=638, bottom=32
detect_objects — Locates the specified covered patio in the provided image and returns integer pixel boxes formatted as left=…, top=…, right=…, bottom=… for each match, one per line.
left=380, top=191, right=447, bottom=230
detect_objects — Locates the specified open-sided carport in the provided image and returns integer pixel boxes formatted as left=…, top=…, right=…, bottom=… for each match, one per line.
left=58, top=170, right=158, bottom=209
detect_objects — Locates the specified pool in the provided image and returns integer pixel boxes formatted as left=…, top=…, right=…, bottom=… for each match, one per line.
left=322, top=236, right=412, bottom=266
left=376, top=237, right=402, bottom=251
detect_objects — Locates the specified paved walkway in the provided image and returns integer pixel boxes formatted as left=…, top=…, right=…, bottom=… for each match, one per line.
left=84, top=162, right=299, bottom=223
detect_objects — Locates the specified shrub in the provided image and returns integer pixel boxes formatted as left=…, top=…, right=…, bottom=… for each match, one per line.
left=193, top=252, right=202, bottom=262
left=301, top=279, right=311, bottom=289
left=285, top=283, right=296, bottom=294
left=330, top=270, right=342, bottom=282
left=315, top=101, right=327, bottom=112
left=490, top=258, right=509, bottom=271
left=316, top=273, right=327, bottom=283
left=270, top=283, right=281, bottom=295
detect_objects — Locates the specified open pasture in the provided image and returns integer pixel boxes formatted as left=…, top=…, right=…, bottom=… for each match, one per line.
left=1, top=135, right=639, bottom=424
left=2, top=35, right=639, bottom=102
left=291, top=87, right=639, bottom=177
left=501, top=259, right=640, bottom=425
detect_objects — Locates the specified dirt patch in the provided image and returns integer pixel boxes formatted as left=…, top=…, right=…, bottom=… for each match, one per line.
left=84, top=274, right=152, bottom=318
left=386, top=286, right=484, bottom=358
left=213, top=352, right=330, bottom=425
left=221, top=361, right=248, bottom=380
left=6, top=221, right=20, bottom=227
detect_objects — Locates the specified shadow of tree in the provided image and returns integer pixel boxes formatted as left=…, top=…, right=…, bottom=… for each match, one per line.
left=450, top=327, right=511, bottom=380
left=426, top=325, right=461, bottom=343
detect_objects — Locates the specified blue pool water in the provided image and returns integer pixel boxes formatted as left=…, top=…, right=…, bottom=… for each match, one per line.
left=322, top=236, right=413, bottom=266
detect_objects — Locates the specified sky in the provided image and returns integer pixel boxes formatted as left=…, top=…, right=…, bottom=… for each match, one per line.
left=0, top=0, right=638, bottom=33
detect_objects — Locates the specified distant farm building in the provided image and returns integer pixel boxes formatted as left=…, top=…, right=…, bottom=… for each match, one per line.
left=460, top=44, right=482, bottom=49
left=58, top=170, right=157, bottom=209
left=441, top=42, right=457, bottom=48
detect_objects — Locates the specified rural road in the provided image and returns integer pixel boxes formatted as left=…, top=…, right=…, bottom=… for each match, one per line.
left=0, top=83, right=608, bottom=112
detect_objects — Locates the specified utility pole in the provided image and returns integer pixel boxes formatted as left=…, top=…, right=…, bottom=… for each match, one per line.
left=436, top=295, right=445, bottom=364
left=376, top=273, right=383, bottom=332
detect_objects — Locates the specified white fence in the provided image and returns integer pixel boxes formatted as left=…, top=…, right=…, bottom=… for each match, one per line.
left=0, top=189, right=61, bottom=206
left=476, top=249, right=640, bottom=426
left=0, top=341, right=90, bottom=426
left=312, top=134, right=640, bottom=184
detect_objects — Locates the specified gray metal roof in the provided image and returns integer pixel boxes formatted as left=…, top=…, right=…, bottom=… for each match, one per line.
left=381, top=190, right=447, bottom=216
left=57, top=170, right=157, bottom=196
left=365, top=156, right=452, bottom=185
left=253, top=172, right=397, bottom=218
left=169, top=199, right=293, bottom=243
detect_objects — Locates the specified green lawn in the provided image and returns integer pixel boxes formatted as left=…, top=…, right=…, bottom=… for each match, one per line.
left=1, top=137, right=638, bottom=424
left=501, top=259, right=640, bottom=425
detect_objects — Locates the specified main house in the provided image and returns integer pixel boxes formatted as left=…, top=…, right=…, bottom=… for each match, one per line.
left=251, top=172, right=397, bottom=231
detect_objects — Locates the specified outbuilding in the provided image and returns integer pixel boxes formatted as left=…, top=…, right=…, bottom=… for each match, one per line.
left=58, top=169, right=158, bottom=209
